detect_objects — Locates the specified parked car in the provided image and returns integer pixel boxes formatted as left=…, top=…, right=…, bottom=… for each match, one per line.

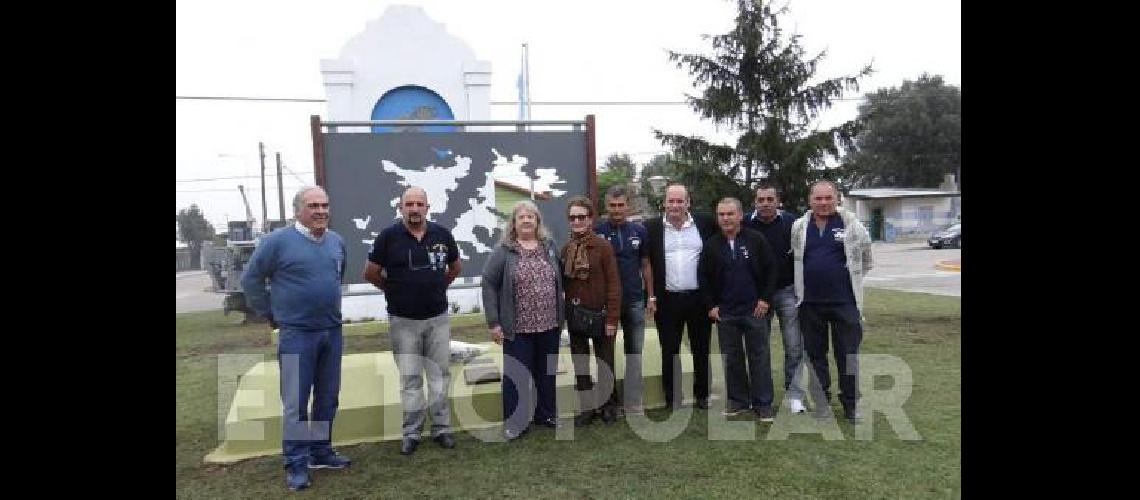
left=928, top=223, right=961, bottom=249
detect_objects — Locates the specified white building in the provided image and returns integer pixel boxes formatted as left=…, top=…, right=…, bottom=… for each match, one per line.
left=321, top=5, right=493, bottom=321
left=846, top=175, right=961, bottom=242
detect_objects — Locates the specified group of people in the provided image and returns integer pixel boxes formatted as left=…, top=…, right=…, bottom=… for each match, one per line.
left=240, top=179, right=873, bottom=491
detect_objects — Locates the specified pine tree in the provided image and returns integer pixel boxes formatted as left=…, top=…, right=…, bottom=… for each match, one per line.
left=655, top=0, right=872, bottom=212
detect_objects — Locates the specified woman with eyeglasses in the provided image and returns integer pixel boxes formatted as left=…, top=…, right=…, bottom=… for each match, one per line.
left=481, top=200, right=565, bottom=441
left=560, top=195, right=621, bottom=426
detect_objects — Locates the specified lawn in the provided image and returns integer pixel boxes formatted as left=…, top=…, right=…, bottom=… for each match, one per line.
left=176, top=288, right=960, bottom=498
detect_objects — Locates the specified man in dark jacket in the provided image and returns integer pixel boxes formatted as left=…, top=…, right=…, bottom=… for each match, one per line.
left=699, top=197, right=777, bottom=421
left=742, top=182, right=807, bottom=414
left=644, top=183, right=717, bottom=409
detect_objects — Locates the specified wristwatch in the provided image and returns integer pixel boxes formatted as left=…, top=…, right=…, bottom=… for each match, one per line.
left=648, top=296, right=657, bottom=302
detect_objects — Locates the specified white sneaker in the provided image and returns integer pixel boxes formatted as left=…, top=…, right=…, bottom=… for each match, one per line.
left=789, top=398, right=807, bottom=414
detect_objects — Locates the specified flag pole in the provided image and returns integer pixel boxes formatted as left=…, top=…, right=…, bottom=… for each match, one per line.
left=523, top=43, right=531, bottom=123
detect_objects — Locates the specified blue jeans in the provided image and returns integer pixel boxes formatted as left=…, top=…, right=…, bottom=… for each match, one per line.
left=619, top=300, right=645, bottom=408
left=278, top=326, right=343, bottom=468
left=716, top=315, right=774, bottom=409
left=763, top=285, right=805, bottom=400
left=390, top=314, right=452, bottom=439
left=501, top=327, right=560, bottom=433
left=799, top=302, right=863, bottom=409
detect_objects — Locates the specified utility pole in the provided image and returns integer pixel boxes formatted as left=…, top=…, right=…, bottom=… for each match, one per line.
left=276, top=152, right=286, bottom=226
left=258, top=142, right=268, bottom=233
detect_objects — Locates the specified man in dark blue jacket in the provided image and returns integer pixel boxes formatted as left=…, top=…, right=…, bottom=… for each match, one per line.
left=698, top=197, right=778, bottom=421
left=742, top=182, right=807, bottom=414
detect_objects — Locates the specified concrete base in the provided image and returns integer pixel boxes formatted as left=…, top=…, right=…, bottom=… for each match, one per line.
left=205, top=327, right=697, bottom=463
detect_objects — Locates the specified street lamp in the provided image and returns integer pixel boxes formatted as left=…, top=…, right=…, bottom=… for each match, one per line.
left=644, top=175, right=670, bottom=218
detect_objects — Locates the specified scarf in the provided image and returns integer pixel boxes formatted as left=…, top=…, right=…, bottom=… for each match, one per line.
left=563, top=231, right=592, bottom=281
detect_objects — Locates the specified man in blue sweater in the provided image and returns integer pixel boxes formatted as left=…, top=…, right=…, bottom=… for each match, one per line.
left=242, top=186, right=350, bottom=492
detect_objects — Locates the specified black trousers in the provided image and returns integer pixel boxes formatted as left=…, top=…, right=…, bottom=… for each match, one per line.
left=569, top=333, right=619, bottom=413
left=654, top=290, right=712, bottom=405
left=798, top=302, right=864, bottom=409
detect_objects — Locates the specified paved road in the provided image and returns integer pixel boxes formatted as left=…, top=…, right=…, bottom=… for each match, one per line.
left=175, top=242, right=960, bottom=314
left=865, top=242, right=961, bottom=297
left=176, top=270, right=225, bottom=313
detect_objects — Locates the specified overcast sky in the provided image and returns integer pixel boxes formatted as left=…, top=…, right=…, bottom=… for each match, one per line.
left=176, top=0, right=960, bottom=231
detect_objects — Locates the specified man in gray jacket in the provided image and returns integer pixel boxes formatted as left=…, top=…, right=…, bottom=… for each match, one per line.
left=790, top=180, right=873, bottom=423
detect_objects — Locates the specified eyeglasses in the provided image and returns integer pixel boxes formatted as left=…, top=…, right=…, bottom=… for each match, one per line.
left=306, top=203, right=330, bottom=209
left=568, top=214, right=591, bottom=222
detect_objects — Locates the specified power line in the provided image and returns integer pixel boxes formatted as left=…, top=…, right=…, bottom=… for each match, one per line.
left=177, top=186, right=306, bottom=194
left=279, top=162, right=309, bottom=185
left=492, top=101, right=688, bottom=105
left=176, top=95, right=325, bottom=103
left=178, top=95, right=955, bottom=105
left=177, top=172, right=313, bottom=183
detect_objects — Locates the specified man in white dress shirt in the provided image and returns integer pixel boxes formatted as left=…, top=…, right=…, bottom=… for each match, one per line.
left=643, top=183, right=717, bottom=410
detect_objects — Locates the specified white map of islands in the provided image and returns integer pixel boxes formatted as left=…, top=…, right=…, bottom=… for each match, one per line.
left=354, top=150, right=565, bottom=260
left=381, top=156, right=472, bottom=218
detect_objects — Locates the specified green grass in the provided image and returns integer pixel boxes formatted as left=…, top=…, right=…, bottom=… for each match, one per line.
left=176, top=288, right=960, bottom=498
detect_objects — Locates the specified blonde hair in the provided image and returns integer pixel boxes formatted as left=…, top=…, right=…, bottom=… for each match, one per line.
left=500, top=200, right=551, bottom=245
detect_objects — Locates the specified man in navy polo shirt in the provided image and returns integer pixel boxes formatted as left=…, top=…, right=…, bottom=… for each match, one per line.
left=594, top=185, right=655, bottom=415
left=743, top=182, right=807, bottom=414
left=364, top=186, right=461, bottom=455
left=790, top=180, right=873, bottom=423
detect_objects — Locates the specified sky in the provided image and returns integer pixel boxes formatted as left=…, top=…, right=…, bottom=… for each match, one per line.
left=176, top=0, right=960, bottom=231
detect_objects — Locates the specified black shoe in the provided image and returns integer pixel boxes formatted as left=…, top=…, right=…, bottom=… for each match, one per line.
left=754, top=405, right=775, bottom=423
left=844, top=406, right=863, bottom=423
left=533, top=417, right=562, bottom=429
left=722, top=404, right=749, bottom=417
left=695, top=398, right=710, bottom=409
left=309, top=451, right=351, bottom=469
left=433, top=432, right=456, bottom=449
left=600, top=407, right=617, bottom=424
left=399, top=436, right=420, bottom=455
left=574, top=411, right=596, bottom=427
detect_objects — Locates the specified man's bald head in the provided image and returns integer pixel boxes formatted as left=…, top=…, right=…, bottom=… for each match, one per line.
left=399, top=186, right=429, bottom=230
left=400, top=186, right=428, bottom=205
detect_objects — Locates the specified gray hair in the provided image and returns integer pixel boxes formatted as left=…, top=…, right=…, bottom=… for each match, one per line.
left=500, top=200, right=551, bottom=245
left=809, top=179, right=842, bottom=203
left=663, top=182, right=690, bottom=201
left=717, top=197, right=743, bottom=214
left=293, top=186, right=327, bottom=214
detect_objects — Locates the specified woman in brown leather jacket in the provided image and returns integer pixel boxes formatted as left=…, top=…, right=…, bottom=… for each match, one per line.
left=560, top=195, right=621, bottom=426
